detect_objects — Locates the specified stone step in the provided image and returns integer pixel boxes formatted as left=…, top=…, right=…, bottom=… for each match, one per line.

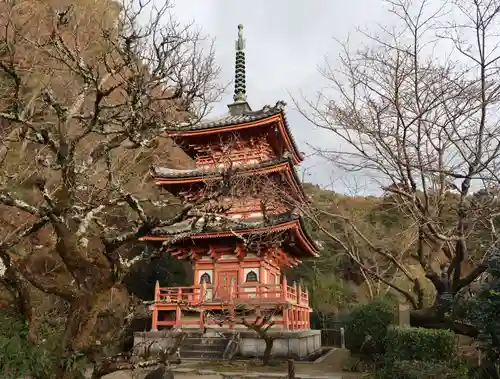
left=179, top=349, right=224, bottom=359
left=181, top=343, right=227, bottom=352
left=184, top=337, right=230, bottom=345
left=182, top=339, right=228, bottom=347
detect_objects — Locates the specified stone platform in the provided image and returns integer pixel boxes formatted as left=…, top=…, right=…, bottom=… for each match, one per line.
left=133, top=328, right=321, bottom=360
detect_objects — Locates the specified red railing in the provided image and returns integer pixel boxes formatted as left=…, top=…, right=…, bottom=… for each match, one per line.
left=153, top=280, right=309, bottom=306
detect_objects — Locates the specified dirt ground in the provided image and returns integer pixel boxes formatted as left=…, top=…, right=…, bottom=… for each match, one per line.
left=100, top=363, right=362, bottom=379
left=100, top=349, right=363, bottom=379
left=182, top=360, right=362, bottom=378
left=103, top=373, right=221, bottom=379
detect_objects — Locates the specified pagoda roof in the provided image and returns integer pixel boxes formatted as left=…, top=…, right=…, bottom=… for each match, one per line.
left=140, top=211, right=319, bottom=258
left=152, top=156, right=306, bottom=200
left=167, top=101, right=304, bottom=164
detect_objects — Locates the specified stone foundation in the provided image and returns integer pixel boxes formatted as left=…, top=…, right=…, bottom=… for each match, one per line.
left=133, top=328, right=321, bottom=360
left=236, top=329, right=321, bottom=359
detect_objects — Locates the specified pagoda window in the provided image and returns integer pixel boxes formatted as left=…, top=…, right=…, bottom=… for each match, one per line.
left=200, top=273, right=211, bottom=284
left=245, top=270, right=258, bottom=282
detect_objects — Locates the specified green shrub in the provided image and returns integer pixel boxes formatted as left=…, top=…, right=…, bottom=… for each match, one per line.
left=0, top=307, right=56, bottom=379
left=345, top=296, right=396, bottom=355
left=385, top=326, right=456, bottom=362
left=374, top=360, right=468, bottom=379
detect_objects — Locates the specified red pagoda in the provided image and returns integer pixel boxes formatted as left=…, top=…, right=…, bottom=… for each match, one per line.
left=141, top=24, right=319, bottom=331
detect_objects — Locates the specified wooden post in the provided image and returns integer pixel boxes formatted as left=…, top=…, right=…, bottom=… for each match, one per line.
left=154, top=280, right=160, bottom=301
left=287, top=359, right=296, bottom=379
left=201, top=280, right=207, bottom=303
left=151, top=281, right=160, bottom=331
left=229, top=278, right=236, bottom=301
left=151, top=308, right=158, bottom=331
left=281, top=276, right=287, bottom=301
left=258, top=263, right=265, bottom=296
left=175, top=287, right=182, bottom=328
left=199, top=310, right=205, bottom=329
left=283, top=306, right=289, bottom=329
left=295, top=282, right=300, bottom=304
left=175, top=306, right=182, bottom=328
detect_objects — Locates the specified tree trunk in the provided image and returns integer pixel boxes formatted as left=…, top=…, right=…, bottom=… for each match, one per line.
left=287, top=359, right=296, bottom=379
left=479, top=352, right=500, bottom=379
left=262, top=338, right=274, bottom=365
left=410, top=307, right=478, bottom=337
left=55, top=287, right=117, bottom=379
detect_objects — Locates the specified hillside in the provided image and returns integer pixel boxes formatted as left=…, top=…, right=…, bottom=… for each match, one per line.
left=0, top=0, right=219, bottom=364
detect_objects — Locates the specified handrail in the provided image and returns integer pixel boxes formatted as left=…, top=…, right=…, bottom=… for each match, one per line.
left=153, top=283, right=310, bottom=306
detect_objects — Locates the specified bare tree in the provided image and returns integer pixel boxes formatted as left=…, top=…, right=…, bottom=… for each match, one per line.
left=297, top=0, right=500, bottom=335
left=209, top=305, right=281, bottom=365
left=90, top=330, right=186, bottom=378
left=0, top=0, right=223, bottom=377
left=300, top=191, right=419, bottom=304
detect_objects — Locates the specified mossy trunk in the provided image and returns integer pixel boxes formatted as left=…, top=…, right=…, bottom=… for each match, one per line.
left=55, top=288, right=117, bottom=379
left=262, top=337, right=274, bottom=365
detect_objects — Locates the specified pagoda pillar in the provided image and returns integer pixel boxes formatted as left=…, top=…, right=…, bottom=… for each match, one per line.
left=175, top=287, right=182, bottom=327
left=151, top=281, right=160, bottom=331
left=199, top=310, right=205, bottom=329
left=295, top=281, right=300, bottom=304
left=283, top=307, right=289, bottom=329
left=151, top=311, right=158, bottom=331
left=259, top=263, right=265, bottom=295
left=281, top=276, right=287, bottom=301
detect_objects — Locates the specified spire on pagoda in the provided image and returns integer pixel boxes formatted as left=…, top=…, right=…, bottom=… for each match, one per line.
left=228, top=24, right=252, bottom=116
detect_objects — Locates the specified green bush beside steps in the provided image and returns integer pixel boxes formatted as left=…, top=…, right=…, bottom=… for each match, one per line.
left=385, top=326, right=456, bottom=362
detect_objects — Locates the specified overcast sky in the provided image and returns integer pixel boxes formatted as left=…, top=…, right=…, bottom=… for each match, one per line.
left=168, top=0, right=392, bottom=194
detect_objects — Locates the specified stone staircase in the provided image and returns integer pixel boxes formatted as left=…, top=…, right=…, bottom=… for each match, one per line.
left=179, top=331, right=231, bottom=359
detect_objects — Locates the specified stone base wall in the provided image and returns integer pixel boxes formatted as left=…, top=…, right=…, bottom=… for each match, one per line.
left=133, top=328, right=321, bottom=359
left=238, top=329, right=321, bottom=359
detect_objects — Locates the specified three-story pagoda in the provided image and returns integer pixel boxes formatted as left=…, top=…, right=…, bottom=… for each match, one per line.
left=142, top=25, right=319, bottom=331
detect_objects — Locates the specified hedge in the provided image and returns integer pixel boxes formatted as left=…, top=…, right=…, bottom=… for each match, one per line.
left=345, top=296, right=396, bottom=355
left=374, top=360, right=468, bottom=379
left=385, top=326, right=456, bottom=362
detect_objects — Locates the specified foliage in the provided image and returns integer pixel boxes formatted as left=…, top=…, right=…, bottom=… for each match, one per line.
left=373, top=360, right=468, bottom=379
left=124, top=248, right=192, bottom=300
left=307, top=270, right=356, bottom=314
left=344, top=296, right=396, bottom=355
left=456, top=248, right=500, bottom=372
left=0, top=307, right=57, bottom=379
left=376, top=326, right=461, bottom=379
left=385, top=326, right=456, bottom=363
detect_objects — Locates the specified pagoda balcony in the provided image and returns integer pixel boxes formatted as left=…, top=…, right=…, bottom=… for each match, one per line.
left=149, top=279, right=311, bottom=330
left=151, top=280, right=310, bottom=308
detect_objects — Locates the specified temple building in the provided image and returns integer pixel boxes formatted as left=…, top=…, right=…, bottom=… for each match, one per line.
left=141, top=24, right=319, bottom=332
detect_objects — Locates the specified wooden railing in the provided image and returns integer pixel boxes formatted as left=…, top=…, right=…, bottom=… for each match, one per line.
left=153, top=280, right=309, bottom=306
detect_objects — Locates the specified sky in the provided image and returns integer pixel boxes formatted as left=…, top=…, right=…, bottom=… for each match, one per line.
left=167, top=0, right=393, bottom=194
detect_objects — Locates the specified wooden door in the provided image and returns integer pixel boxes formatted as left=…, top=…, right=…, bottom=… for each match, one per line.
left=216, top=271, right=238, bottom=300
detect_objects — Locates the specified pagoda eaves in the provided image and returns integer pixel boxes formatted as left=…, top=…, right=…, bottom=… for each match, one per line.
left=140, top=211, right=319, bottom=259
left=152, top=155, right=306, bottom=201
left=166, top=101, right=304, bottom=165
